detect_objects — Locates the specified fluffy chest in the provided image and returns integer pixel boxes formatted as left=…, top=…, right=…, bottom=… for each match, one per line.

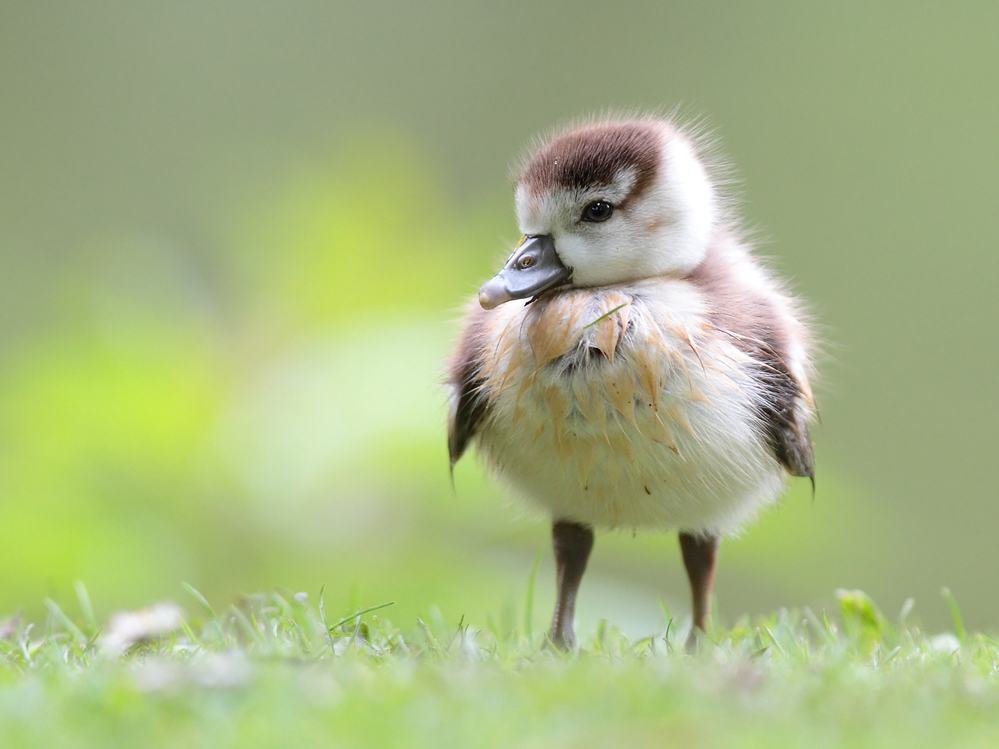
left=472, top=283, right=784, bottom=531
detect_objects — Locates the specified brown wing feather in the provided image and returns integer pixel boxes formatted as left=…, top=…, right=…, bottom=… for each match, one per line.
left=447, top=307, right=492, bottom=466
left=742, top=343, right=815, bottom=481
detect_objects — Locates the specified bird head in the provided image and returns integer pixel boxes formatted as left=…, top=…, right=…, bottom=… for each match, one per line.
left=479, top=118, right=720, bottom=309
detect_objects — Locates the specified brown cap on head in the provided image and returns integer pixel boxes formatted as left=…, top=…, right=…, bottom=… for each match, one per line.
left=518, top=120, right=665, bottom=205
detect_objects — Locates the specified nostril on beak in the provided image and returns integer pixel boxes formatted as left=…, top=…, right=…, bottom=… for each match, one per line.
left=478, top=276, right=511, bottom=310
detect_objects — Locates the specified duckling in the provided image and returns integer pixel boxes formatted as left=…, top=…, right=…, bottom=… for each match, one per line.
left=448, top=116, right=815, bottom=649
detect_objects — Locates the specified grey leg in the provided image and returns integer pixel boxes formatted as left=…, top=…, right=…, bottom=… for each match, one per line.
left=547, top=520, right=594, bottom=650
left=678, top=531, right=720, bottom=648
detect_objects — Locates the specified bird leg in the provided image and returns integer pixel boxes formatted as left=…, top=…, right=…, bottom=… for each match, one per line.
left=547, top=520, right=594, bottom=650
left=678, top=531, right=720, bottom=648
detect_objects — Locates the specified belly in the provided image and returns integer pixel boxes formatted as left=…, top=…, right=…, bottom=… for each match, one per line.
left=474, top=292, right=785, bottom=533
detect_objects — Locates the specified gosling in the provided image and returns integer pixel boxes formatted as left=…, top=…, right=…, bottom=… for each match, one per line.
left=447, top=116, right=815, bottom=649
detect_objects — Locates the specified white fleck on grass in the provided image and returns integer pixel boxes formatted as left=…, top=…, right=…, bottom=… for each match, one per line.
left=100, top=602, right=184, bottom=655
left=930, top=633, right=961, bottom=654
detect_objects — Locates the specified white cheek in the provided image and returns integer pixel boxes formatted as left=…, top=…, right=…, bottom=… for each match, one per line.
left=554, top=232, right=626, bottom=286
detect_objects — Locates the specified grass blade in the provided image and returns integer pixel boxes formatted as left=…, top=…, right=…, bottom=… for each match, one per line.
left=43, top=599, right=86, bottom=648
left=73, top=581, right=95, bottom=633
left=941, top=587, right=966, bottom=643
left=318, top=584, right=336, bottom=654
left=181, top=583, right=216, bottom=619
left=763, top=625, right=789, bottom=658
left=583, top=302, right=629, bottom=329
left=328, top=602, right=397, bottom=633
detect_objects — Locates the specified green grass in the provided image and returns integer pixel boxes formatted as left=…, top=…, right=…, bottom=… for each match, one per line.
left=0, top=586, right=996, bottom=748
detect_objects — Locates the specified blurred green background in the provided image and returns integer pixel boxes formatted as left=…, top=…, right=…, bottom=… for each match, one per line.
left=0, top=1, right=996, bottom=634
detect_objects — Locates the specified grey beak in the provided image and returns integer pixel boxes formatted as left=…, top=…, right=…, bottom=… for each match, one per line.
left=478, top=235, right=572, bottom=310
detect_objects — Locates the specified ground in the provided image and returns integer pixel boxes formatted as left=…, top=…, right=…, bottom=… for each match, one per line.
left=0, top=586, right=995, bottom=748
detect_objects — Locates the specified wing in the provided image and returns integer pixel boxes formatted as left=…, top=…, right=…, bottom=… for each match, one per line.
left=740, top=337, right=814, bottom=483
left=447, top=308, right=493, bottom=466
left=757, top=356, right=815, bottom=482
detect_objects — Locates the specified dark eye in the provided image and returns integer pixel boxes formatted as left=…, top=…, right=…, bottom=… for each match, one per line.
left=581, top=200, right=613, bottom=222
